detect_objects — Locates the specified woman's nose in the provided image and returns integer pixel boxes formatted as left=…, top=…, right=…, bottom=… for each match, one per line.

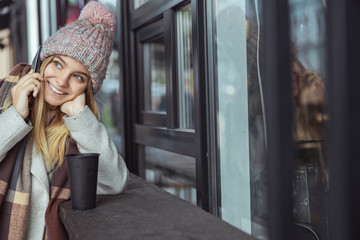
left=56, top=75, right=70, bottom=87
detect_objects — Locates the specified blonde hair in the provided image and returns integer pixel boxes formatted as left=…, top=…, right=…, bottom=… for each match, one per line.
left=5, top=56, right=99, bottom=168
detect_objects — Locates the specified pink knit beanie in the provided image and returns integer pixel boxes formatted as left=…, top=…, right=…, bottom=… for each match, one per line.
left=40, top=1, right=116, bottom=94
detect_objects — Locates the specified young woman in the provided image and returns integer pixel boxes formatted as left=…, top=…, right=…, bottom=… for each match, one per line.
left=0, top=2, right=128, bottom=239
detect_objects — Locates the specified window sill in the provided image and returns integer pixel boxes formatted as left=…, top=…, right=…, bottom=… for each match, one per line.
left=60, top=173, right=255, bottom=239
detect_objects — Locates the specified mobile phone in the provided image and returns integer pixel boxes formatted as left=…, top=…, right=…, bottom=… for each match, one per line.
left=31, top=46, right=42, bottom=73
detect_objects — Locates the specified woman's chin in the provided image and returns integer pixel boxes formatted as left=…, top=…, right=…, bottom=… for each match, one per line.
left=44, top=100, right=60, bottom=110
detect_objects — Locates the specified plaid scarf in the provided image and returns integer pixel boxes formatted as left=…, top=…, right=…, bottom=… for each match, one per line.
left=0, top=64, right=78, bottom=240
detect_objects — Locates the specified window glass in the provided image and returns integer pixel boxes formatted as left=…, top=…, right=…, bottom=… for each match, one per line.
left=133, top=0, right=149, bottom=9
left=289, top=1, right=328, bottom=239
left=95, top=0, right=124, bottom=155
left=210, top=0, right=268, bottom=237
left=66, top=0, right=81, bottom=24
left=177, top=4, right=194, bottom=129
left=143, top=37, right=166, bottom=112
left=0, top=28, right=13, bottom=78
left=143, top=146, right=196, bottom=205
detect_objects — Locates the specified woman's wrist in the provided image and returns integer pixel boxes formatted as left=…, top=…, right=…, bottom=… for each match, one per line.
left=66, top=105, right=85, bottom=117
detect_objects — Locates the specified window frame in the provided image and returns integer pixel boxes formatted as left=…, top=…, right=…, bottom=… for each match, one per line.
left=326, top=0, right=360, bottom=239
left=127, top=0, right=201, bottom=198
left=262, top=1, right=294, bottom=239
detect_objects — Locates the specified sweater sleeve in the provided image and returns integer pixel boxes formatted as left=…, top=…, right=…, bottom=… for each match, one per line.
left=0, top=106, right=33, bottom=162
left=63, top=106, right=128, bottom=195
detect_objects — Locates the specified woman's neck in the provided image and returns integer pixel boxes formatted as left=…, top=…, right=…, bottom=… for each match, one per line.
left=45, top=104, right=58, bottom=126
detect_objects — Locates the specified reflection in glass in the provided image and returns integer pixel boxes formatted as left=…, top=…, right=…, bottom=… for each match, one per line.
left=289, top=1, right=328, bottom=240
left=214, top=0, right=254, bottom=235
left=143, top=146, right=196, bottom=205
left=143, top=38, right=166, bottom=112
left=211, top=0, right=269, bottom=238
left=177, top=4, right=194, bottom=129
left=133, top=0, right=149, bottom=9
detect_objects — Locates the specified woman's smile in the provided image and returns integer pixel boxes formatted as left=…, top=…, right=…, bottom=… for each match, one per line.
left=48, top=82, right=66, bottom=95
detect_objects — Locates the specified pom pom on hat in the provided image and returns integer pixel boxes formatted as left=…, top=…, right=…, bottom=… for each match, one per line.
left=40, top=1, right=116, bottom=94
left=79, top=1, right=116, bottom=37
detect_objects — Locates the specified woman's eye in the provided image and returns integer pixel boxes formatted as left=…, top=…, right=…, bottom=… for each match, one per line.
left=54, top=61, right=61, bottom=68
left=74, top=75, right=83, bottom=81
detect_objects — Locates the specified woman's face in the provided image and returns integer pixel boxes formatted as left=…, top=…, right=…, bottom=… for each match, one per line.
left=43, top=55, right=90, bottom=108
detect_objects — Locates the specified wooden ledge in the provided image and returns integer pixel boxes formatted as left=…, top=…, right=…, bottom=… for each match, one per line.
left=60, top=173, right=255, bottom=240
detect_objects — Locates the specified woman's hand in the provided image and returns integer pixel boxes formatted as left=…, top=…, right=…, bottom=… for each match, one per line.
left=60, top=92, right=86, bottom=116
left=11, top=69, right=43, bottom=119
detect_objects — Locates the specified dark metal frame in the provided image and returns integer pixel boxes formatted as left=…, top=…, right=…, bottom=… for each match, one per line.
left=262, top=0, right=294, bottom=239
left=36, top=0, right=42, bottom=44
left=119, top=0, right=140, bottom=174
left=191, top=0, right=215, bottom=213
left=56, top=0, right=67, bottom=28
left=114, top=0, right=126, bottom=159
left=326, top=2, right=349, bottom=238
left=326, top=1, right=360, bottom=240
left=134, top=124, right=195, bottom=157
left=164, top=9, right=178, bottom=129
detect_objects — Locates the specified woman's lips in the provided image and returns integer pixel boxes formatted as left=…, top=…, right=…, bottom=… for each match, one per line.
left=48, top=82, right=66, bottom=95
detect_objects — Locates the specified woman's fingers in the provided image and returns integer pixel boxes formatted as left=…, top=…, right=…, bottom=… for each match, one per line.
left=17, top=72, right=43, bottom=96
left=31, top=77, right=41, bottom=97
left=21, top=80, right=41, bottom=97
left=11, top=70, right=44, bottom=118
left=32, top=85, right=40, bottom=97
left=17, top=70, right=43, bottom=86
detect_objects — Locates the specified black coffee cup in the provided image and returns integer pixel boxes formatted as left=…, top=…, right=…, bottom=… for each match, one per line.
left=66, top=153, right=100, bottom=210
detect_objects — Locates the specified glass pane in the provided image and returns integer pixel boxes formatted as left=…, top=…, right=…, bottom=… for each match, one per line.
left=133, top=0, right=149, bottom=9
left=177, top=4, right=194, bottom=129
left=211, top=0, right=268, bottom=238
left=95, top=0, right=124, bottom=156
left=143, top=146, right=196, bottom=205
left=289, top=1, right=328, bottom=239
left=143, top=38, right=166, bottom=112
left=246, top=1, right=268, bottom=237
